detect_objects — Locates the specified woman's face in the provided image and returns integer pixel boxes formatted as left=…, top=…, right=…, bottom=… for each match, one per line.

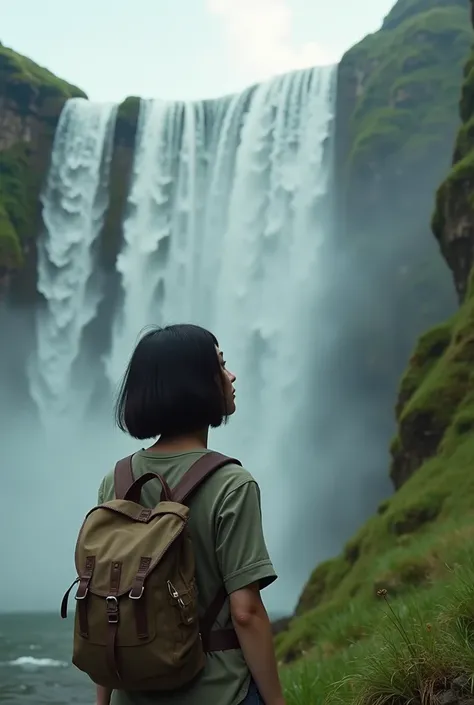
left=217, top=348, right=236, bottom=415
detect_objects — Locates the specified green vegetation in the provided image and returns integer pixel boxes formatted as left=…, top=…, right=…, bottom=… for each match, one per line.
left=343, top=4, right=471, bottom=179
left=382, top=0, right=468, bottom=29
left=278, top=269, right=474, bottom=701
left=0, top=41, right=85, bottom=115
left=279, top=5, right=474, bottom=700
left=282, top=558, right=474, bottom=704
left=0, top=43, right=85, bottom=271
left=0, top=142, right=33, bottom=269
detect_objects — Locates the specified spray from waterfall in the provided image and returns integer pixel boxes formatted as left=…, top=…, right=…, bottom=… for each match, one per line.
left=28, top=98, right=117, bottom=426
left=106, top=67, right=337, bottom=608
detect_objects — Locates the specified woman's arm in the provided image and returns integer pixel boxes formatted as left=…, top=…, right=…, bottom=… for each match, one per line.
left=230, top=583, right=285, bottom=705
left=96, top=686, right=112, bottom=705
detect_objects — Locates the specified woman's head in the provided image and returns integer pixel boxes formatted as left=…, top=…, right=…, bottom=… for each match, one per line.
left=115, top=323, right=236, bottom=440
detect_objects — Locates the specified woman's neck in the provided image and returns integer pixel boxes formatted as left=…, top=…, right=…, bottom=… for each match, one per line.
left=148, top=428, right=208, bottom=453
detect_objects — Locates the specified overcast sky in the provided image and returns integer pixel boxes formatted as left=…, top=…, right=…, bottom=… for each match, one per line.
left=4, top=0, right=395, bottom=102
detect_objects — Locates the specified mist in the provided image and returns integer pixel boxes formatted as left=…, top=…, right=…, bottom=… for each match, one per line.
left=0, top=66, right=457, bottom=619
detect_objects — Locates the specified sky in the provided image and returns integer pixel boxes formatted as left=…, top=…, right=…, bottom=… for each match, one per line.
left=3, top=0, right=396, bottom=103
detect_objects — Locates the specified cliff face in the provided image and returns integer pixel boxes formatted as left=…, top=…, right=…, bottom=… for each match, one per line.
left=330, top=0, right=471, bottom=505
left=337, top=0, right=470, bottom=230
left=0, top=43, right=85, bottom=298
left=391, top=11, right=474, bottom=490
left=276, top=9, right=474, bottom=700
left=432, top=54, right=474, bottom=300
left=277, top=0, right=474, bottom=665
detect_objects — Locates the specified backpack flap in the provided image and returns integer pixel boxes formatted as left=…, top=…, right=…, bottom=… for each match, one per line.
left=68, top=498, right=204, bottom=690
left=74, top=499, right=189, bottom=606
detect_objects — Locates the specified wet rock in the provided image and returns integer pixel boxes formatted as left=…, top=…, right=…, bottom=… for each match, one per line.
left=436, top=689, right=458, bottom=705
left=452, top=675, right=471, bottom=692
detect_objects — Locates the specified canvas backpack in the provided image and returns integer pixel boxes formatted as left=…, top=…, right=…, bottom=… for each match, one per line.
left=60, top=451, right=242, bottom=691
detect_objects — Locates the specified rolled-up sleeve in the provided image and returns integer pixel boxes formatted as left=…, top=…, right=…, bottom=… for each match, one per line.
left=215, top=480, right=277, bottom=594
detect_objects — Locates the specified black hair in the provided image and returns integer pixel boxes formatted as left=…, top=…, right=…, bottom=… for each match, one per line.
left=114, top=323, right=228, bottom=440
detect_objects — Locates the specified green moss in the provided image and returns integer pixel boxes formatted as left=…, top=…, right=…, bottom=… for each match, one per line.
left=295, top=557, right=352, bottom=616
left=279, top=0, right=474, bottom=697
left=382, top=0, right=468, bottom=30
left=282, top=557, right=474, bottom=704
left=0, top=43, right=86, bottom=271
left=453, top=115, right=474, bottom=161
left=0, top=202, right=22, bottom=268
left=387, top=491, right=446, bottom=535
left=280, top=275, right=474, bottom=664
left=397, top=320, right=453, bottom=409
left=0, top=141, right=35, bottom=270
left=345, top=6, right=471, bottom=177
left=0, top=41, right=85, bottom=115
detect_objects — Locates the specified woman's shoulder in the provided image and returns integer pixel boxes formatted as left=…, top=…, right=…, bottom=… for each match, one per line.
left=204, top=452, right=258, bottom=498
left=96, top=451, right=258, bottom=504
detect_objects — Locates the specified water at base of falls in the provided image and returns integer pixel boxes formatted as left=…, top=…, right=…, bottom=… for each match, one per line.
left=106, top=66, right=337, bottom=612
left=28, top=98, right=117, bottom=427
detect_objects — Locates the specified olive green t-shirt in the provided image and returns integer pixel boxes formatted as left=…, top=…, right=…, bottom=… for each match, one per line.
left=97, top=449, right=277, bottom=705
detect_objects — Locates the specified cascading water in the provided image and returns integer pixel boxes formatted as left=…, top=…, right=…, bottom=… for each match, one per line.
left=106, top=66, right=336, bottom=610
left=28, top=98, right=117, bottom=426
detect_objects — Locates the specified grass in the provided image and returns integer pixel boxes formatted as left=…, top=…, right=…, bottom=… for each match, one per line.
left=340, top=4, right=471, bottom=179
left=281, top=553, right=474, bottom=705
left=279, top=10, right=474, bottom=687
left=0, top=41, right=85, bottom=114
left=278, top=264, right=474, bottom=697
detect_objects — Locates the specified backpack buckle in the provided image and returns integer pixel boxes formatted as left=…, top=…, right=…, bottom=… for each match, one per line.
left=129, top=586, right=144, bottom=600
left=75, top=587, right=88, bottom=600
left=106, top=595, right=119, bottom=624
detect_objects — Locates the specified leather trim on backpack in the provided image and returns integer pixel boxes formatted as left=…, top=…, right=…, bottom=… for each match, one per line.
left=113, top=450, right=243, bottom=652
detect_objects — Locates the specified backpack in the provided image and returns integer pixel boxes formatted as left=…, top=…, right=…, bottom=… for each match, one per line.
left=60, top=451, right=242, bottom=691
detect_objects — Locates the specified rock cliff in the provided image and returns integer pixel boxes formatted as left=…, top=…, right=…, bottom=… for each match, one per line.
left=277, top=0, right=474, bottom=664
left=391, top=8, right=474, bottom=489
left=333, top=0, right=471, bottom=408
left=0, top=42, right=85, bottom=298
left=278, top=8, right=474, bottom=701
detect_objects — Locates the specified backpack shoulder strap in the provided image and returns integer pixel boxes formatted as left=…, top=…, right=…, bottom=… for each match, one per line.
left=114, top=454, right=135, bottom=499
left=173, top=451, right=241, bottom=505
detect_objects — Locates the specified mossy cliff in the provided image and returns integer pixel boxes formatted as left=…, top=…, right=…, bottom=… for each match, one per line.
left=432, top=47, right=474, bottom=299
left=279, top=3, right=474, bottom=703
left=0, top=43, right=141, bottom=306
left=325, top=0, right=471, bottom=554
left=333, top=0, right=471, bottom=357
left=0, top=42, right=85, bottom=297
left=337, top=0, right=471, bottom=227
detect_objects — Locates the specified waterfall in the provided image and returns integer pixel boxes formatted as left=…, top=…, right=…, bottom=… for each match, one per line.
left=28, top=98, right=117, bottom=425
left=107, top=66, right=337, bottom=610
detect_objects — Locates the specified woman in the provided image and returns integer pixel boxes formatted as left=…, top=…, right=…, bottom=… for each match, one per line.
left=96, top=323, right=285, bottom=705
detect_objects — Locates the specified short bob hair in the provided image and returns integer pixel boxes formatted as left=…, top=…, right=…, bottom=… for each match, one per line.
left=115, top=323, right=228, bottom=440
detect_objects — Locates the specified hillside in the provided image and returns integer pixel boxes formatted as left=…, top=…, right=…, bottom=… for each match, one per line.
left=0, top=42, right=85, bottom=293
left=318, top=0, right=472, bottom=559
left=279, top=1, right=474, bottom=703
